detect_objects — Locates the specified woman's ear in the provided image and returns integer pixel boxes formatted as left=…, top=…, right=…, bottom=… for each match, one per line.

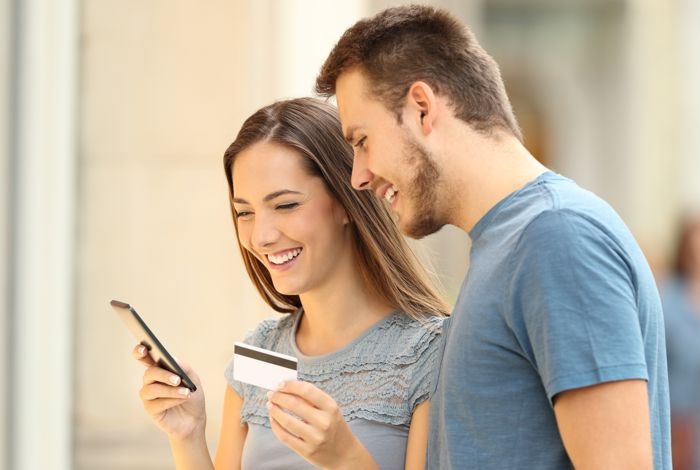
left=334, top=201, right=350, bottom=226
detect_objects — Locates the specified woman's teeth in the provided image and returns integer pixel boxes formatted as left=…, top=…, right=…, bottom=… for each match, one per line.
left=385, top=186, right=397, bottom=204
left=268, top=248, right=302, bottom=265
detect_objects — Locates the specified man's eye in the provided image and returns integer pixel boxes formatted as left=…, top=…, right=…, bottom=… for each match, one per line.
left=276, top=203, right=299, bottom=210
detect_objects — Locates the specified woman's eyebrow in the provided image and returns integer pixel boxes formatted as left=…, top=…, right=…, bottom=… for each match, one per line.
left=232, top=189, right=303, bottom=205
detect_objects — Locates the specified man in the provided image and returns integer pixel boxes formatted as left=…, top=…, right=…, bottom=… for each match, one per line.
left=315, top=5, right=670, bottom=469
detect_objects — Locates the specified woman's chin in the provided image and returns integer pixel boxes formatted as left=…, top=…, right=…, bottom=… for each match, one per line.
left=272, top=281, right=302, bottom=297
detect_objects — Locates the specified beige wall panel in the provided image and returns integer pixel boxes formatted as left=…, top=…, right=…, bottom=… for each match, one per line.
left=81, top=0, right=265, bottom=165
left=76, top=162, right=271, bottom=466
left=75, top=161, right=269, bottom=421
left=77, top=0, right=277, bottom=466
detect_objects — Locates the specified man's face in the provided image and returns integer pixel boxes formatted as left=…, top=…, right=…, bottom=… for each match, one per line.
left=336, top=68, right=446, bottom=238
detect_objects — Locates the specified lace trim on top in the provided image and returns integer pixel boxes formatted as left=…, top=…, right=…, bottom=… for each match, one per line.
left=224, top=311, right=444, bottom=428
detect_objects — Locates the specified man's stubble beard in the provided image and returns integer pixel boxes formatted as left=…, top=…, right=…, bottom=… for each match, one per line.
left=400, top=134, right=447, bottom=239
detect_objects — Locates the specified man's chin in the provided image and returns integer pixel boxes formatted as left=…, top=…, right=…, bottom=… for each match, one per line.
left=399, top=213, right=444, bottom=239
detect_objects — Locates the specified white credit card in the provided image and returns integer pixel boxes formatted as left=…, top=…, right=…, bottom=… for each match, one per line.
left=233, top=342, right=298, bottom=391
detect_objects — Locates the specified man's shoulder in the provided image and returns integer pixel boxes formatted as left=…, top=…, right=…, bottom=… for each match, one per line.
left=519, top=207, right=611, bottom=245
left=513, top=174, right=631, bottom=253
left=486, top=172, right=620, bottom=241
left=510, top=206, right=638, bottom=283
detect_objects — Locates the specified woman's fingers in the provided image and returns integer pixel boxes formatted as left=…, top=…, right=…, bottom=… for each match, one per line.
left=143, top=365, right=185, bottom=388
left=267, top=400, right=317, bottom=439
left=268, top=381, right=339, bottom=430
left=269, top=411, right=313, bottom=457
left=132, top=344, right=156, bottom=367
left=139, top=379, right=191, bottom=417
left=142, top=396, right=190, bottom=417
left=267, top=390, right=324, bottom=426
left=277, top=380, right=336, bottom=412
left=140, top=382, right=192, bottom=401
left=267, top=384, right=360, bottom=467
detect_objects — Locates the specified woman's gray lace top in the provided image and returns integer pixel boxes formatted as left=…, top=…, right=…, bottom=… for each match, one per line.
left=224, top=310, right=444, bottom=428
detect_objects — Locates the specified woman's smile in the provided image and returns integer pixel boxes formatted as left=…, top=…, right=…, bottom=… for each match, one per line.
left=266, top=247, right=303, bottom=270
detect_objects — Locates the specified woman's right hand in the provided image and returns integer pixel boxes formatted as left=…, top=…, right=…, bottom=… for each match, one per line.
left=132, top=345, right=206, bottom=441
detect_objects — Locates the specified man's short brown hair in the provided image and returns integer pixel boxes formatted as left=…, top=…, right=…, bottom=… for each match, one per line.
left=316, top=5, right=522, bottom=141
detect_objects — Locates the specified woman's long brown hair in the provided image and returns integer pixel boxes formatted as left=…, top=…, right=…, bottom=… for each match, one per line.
left=223, top=97, right=448, bottom=319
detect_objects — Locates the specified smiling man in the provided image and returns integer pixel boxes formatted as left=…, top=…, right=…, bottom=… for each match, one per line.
left=315, top=5, right=671, bottom=470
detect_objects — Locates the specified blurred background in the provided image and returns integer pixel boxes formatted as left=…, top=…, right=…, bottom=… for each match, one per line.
left=1, top=0, right=699, bottom=468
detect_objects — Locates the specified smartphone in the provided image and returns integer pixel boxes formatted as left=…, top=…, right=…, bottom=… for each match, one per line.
left=110, top=299, right=197, bottom=391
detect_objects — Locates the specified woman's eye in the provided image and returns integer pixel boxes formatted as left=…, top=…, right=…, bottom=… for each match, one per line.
left=355, top=137, right=366, bottom=149
left=276, top=202, right=299, bottom=210
left=235, top=211, right=252, bottom=219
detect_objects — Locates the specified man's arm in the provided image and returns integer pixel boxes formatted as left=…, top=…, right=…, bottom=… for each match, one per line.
left=553, top=379, right=653, bottom=470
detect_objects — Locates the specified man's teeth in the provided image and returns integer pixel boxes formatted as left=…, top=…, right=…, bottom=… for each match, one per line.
left=385, top=186, right=397, bottom=204
left=268, top=248, right=302, bottom=265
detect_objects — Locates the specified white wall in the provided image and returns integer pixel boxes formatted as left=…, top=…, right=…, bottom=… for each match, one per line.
left=10, top=0, right=78, bottom=468
left=0, top=0, right=12, bottom=465
left=679, top=0, right=700, bottom=210
left=623, top=0, right=680, bottom=261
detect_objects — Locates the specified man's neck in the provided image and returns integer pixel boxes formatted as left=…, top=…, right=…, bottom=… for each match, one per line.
left=441, top=128, right=548, bottom=233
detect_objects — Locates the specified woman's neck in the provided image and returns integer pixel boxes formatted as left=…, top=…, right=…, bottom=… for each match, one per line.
left=296, top=272, right=393, bottom=356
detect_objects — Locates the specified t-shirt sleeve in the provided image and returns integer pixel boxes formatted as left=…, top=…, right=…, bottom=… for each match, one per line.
left=407, top=318, right=445, bottom=412
left=508, top=209, right=648, bottom=402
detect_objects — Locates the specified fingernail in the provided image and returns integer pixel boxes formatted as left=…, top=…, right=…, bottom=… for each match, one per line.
left=138, top=346, right=145, bottom=356
left=178, top=387, right=190, bottom=396
left=169, top=375, right=181, bottom=385
left=266, top=401, right=272, bottom=410
left=277, top=381, right=286, bottom=390
left=266, top=391, right=272, bottom=400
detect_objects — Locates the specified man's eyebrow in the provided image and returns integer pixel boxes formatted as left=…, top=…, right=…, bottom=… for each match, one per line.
left=344, top=125, right=359, bottom=144
left=232, top=189, right=303, bottom=205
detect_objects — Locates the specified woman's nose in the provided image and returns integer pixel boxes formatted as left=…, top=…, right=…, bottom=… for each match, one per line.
left=251, top=215, right=281, bottom=250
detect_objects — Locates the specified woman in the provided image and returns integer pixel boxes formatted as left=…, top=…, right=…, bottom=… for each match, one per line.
left=133, top=98, right=448, bottom=469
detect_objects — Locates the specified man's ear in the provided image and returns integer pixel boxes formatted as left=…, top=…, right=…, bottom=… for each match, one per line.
left=406, top=81, right=438, bottom=135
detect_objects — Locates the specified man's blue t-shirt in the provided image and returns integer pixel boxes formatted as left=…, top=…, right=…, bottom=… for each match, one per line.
left=427, top=172, right=671, bottom=469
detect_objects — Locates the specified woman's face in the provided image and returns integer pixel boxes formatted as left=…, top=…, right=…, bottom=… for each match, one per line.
left=232, top=141, right=350, bottom=296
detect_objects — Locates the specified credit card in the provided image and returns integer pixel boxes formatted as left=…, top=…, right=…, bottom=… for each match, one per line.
left=233, top=342, right=298, bottom=390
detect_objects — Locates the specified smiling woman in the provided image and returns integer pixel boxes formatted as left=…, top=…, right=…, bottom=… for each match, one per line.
left=223, top=98, right=447, bottom=319
left=231, top=141, right=350, bottom=295
left=129, top=97, right=449, bottom=470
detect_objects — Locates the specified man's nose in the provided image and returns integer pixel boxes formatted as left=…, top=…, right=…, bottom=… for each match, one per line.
left=351, top=155, right=374, bottom=190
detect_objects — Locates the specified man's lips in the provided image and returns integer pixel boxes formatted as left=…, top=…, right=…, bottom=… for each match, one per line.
left=375, top=183, right=397, bottom=204
left=379, top=184, right=398, bottom=207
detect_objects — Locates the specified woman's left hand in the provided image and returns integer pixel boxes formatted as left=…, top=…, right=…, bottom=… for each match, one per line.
left=266, top=380, right=377, bottom=470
